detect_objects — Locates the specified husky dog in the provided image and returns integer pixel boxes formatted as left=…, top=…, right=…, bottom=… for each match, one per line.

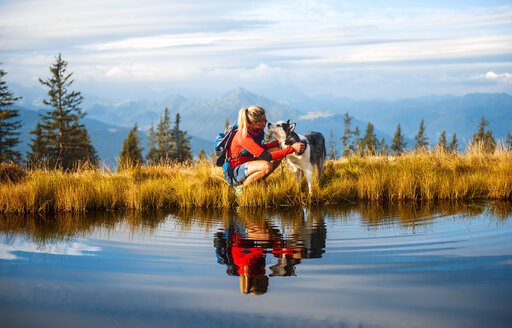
left=268, top=120, right=326, bottom=194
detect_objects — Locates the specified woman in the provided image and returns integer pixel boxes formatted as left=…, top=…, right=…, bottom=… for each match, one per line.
left=228, top=105, right=304, bottom=192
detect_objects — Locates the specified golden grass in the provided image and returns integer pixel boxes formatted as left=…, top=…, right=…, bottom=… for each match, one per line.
left=0, top=146, right=511, bottom=213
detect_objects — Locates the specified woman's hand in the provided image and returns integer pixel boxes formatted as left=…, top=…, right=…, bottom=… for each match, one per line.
left=292, top=142, right=305, bottom=154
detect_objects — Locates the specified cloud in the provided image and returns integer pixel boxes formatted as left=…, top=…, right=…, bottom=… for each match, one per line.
left=473, top=71, right=512, bottom=84
left=299, top=112, right=336, bottom=120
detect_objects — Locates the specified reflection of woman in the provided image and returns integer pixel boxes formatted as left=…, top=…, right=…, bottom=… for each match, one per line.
left=213, top=212, right=326, bottom=295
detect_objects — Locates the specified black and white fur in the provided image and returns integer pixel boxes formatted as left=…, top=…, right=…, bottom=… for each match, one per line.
left=268, top=120, right=326, bottom=194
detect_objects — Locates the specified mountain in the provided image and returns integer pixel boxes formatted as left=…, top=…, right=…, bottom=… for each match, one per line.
left=14, top=106, right=211, bottom=166
left=9, top=84, right=512, bottom=162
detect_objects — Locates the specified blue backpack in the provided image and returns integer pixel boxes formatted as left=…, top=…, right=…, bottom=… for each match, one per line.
left=213, top=123, right=239, bottom=184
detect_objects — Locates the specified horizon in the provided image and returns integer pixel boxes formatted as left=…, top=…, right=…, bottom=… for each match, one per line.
left=1, top=0, right=511, bottom=102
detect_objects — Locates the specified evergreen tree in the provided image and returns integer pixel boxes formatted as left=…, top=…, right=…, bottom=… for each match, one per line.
left=448, top=133, right=458, bottom=153
left=361, top=122, right=378, bottom=155
left=28, top=54, right=97, bottom=169
left=171, top=113, right=192, bottom=162
left=197, top=147, right=206, bottom=161
left=146, top=107, right=173, bottom=164
left=506, top=131, right=512, bottom=150
left=340, top=112, right=354, bottom=157
left=414, top=119, right=429, bottom=149
left=119, top=123, right=144, bottom=168
left=327, top=129, right=337, bottom=160
left=472, top=115, right=495, bottom=153
left=146, top=123, right=158, bottom=164
left=353, top=126, right=362, bottom=155
left=379, top=138, right=389, bottom=156
left=391, top=123, right=406, bottom=155
left=0, top=68, right=23, bottom=164
left=437, top=130, right=447, bottom=151
left=26, top=123, right=50, bottom=165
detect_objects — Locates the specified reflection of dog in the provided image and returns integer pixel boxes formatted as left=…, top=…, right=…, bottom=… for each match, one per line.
left=268, top=120, right=326, bottom=194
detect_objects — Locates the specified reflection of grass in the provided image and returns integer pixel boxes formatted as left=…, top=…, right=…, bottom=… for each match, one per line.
left=0, top=148, right=511, bottom=213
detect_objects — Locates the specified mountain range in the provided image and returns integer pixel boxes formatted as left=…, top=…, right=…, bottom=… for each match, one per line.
left=9, top=83, right=512, bottom=165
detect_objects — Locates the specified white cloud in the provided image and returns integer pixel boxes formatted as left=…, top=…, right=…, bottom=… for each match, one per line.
left=473, top=71, right=512, bottom=84
left=299, top=112, right=336, bottom=120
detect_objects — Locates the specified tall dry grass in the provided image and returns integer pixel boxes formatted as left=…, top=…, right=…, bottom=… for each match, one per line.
left=0, top=145, right=510, bottom=213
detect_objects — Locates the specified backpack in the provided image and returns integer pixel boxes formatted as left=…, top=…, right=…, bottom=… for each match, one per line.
left=213, top=123, right=239, bottom=185
left=213, top=122, right=238, bottom=167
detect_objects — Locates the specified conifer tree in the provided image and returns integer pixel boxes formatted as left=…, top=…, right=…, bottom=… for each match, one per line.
left=361, top=122, right=378, bottom=155
left=437, top=130, right=447, bottom=151
left=340, top=112, right=354, bottom=157
left=449, top=133, right=458, bottom=153
left=28, top=54, right=97, bottom=169
left=197, top=147, right=206, bottom=161
left=26, top=123, right=50, bottom=165
left=119, top=123, right=144, bottom=168
left=379, top=138, right=389, bottom=156
left=327, top=129, right=337, bottom=160
left=171, top=113, right=192, bottom=162
left=506, top=131, right=512, bottom=150
left=146, top=123, right=158, bottom=164
left=472, top=115, right=495, bottom=153
left=391, top=123, right=406, bottom=155
left=146, top=107, right=173, bottom=164
left=414, top=119, right=429, bottom=149
left=0, top=68, right=23, bottom=164
left=353, top=126, right=362, bottom=155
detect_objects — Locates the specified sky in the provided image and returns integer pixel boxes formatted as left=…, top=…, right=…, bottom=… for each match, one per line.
left=1, top=0, right=511, bottom=101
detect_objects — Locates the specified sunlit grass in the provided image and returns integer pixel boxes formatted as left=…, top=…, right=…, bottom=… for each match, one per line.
left=0, top=145, right=510, bottom=213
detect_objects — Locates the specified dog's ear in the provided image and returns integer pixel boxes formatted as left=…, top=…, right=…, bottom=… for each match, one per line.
left=286, top=119, right=290, bottom=125
left=288, top=123, right=296, bottom=132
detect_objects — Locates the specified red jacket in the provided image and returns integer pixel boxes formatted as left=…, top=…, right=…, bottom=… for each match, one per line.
left=228, top=127, right=293, bottom=169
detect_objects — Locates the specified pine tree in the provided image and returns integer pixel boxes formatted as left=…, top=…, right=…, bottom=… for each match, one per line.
left=391, top=123, right=406, bottom=155
left=119, top=123, right=144, bottom=168
left=437, top=130, right=447, bottom=151
left=472, top=115, right=495, bottom=153
left=171, top=113, right=192, bottom=162
left=146, top=108, right=173, bottom=164
left=448, top=133, right=458, bottom=153
left=0, top=68, right=23, bottom=164
left=379, top=138, right=389, bottom=156
left=353, top=125, right=362, bottom=155
left=506, top=131, right=512, bottom=150
left=327, top=129, right=337, bottom=160
left=361, top=122, right=378, bottom=155
left=414, top=119, right=429, bottom=150
left=340, top=112, right=354, bottom=157
left=26, top=123, right=50, bottom=165
left=197, top=147, right=206, bottom=161
left=28, top=54, right=97, bottom=169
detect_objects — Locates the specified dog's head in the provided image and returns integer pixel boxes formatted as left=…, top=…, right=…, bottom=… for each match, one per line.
left=267, top=120, right=296, bottom=142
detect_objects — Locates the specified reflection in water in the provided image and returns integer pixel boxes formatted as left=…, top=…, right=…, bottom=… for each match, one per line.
left=214, top=208, right=326, bottom=295
left=0, top=201, right=511, bottom=327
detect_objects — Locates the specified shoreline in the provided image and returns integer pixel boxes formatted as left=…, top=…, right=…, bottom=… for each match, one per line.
left=1, top=150, right=511, bottom=214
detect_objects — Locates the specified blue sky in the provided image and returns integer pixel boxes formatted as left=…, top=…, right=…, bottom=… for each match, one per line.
left=1, top=0, right=511, bottom=100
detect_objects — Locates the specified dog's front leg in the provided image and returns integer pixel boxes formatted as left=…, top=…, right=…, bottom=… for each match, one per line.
left=304, top=169, right=314, bottom=195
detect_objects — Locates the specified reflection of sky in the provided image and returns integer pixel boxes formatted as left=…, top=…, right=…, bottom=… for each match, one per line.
left=0, top=210, right=511, bottom=327
left=0, top=237, right=101, bottom=260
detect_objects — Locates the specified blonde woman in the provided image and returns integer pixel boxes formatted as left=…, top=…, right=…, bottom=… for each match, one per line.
left=227, top=106, right=304, bottom=193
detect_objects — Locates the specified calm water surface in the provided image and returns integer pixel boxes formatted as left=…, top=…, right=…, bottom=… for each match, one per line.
left=1, top=202, right=511, bottom=328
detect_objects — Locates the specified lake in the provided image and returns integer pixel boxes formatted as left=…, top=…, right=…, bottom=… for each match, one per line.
left=1, top=202, right=511, bottom=328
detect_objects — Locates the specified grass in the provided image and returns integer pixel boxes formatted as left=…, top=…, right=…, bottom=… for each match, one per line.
left=0, top=145, right=511, bottom=213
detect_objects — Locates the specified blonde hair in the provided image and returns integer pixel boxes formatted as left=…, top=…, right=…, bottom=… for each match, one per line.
left=238, top=105, right=266, bottom=137
left=239, top=274, right=269, bottom=295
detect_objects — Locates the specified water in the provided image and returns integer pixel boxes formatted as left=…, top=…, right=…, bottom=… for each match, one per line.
left=1, top=202, right=511, bottom=328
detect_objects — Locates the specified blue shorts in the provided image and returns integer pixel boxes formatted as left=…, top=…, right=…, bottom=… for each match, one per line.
left=232, top=162, right=249, bottom=185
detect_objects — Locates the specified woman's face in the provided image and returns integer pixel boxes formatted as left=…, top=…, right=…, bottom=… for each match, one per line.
left=250, top=115, right=267, bottom=130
